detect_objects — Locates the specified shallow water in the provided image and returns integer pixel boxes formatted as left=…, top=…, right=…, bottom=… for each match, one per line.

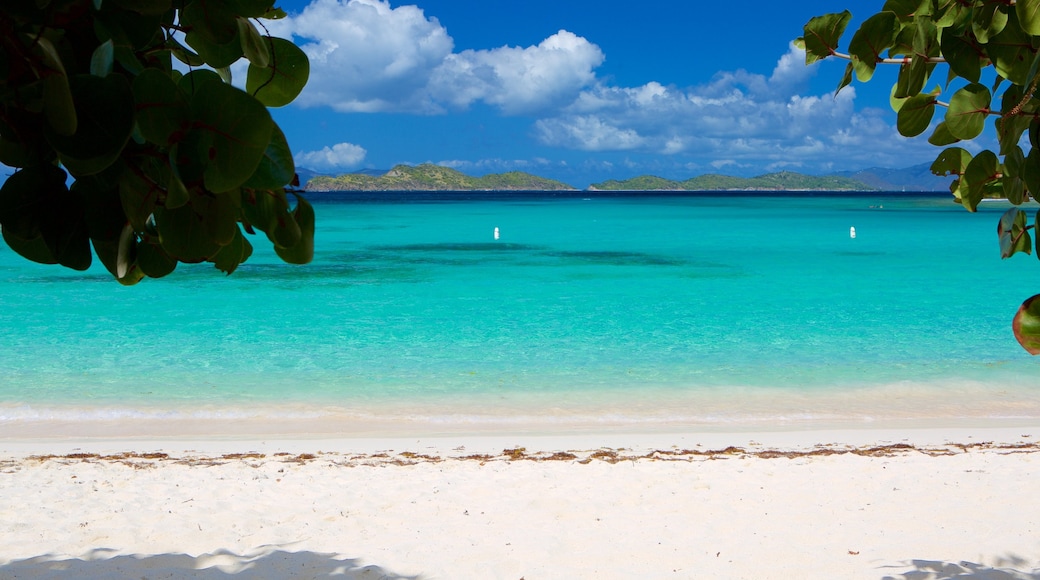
left=1, top=192, right=1038, bottom=436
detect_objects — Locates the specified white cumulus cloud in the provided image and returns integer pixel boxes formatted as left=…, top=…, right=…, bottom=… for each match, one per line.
left=274, top=0, right=602, bottom=115
left=532, top=43, right=941, bottom=170
left=427, top=30, right=604, bottom=114
left=294, top=142, right=368, bottom=170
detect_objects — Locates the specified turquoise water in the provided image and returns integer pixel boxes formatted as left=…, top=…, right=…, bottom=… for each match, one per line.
left=1, top=192, right=1039, bottom=435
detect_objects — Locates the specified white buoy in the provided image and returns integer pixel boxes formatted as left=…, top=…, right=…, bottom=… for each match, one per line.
left=494, top=227, right=500, bottom=240
left=850, top=226, right=857, bottom=239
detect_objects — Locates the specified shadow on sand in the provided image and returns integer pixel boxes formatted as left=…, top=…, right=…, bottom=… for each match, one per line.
left=0, top=549, right=422, bottom=579
left=881, top=557, right=1040, bottom=580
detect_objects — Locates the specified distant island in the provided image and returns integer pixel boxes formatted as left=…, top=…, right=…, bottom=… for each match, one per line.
left=306, top=164, right=575, bottom=192
left=304, top=163, right=950, bottom=192
left=588, top=171, right=870, bottom=191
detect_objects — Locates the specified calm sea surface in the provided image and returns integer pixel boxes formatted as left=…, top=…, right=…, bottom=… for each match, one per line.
left=2, top=192, right=1039, bottom=435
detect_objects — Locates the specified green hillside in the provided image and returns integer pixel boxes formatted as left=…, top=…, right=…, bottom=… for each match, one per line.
left=591, top=170, right=874, bottom=191
left=307, top=164, right=576, bottom=192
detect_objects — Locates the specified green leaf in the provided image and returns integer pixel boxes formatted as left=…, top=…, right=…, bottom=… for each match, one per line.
left=1023, top=147, right=1040, bottom=198
left=2, top=228, right=57, bottom=265
left=972, top=1, right=1009, bottom=43
left=928, top=122, right=959, bottom=146
left=998, top=207, right=1032, bottom=258
left=0, top=164, right=67, bottom=240
left=136, top=240, right=177, bottom=278
left=801, top=11, right=852, bottom=65
left=182, top=0, right=244, bottom=69
left=132, top=68, right=189, bottom=146
left=188, top=81, right=274, bottom=193
left=0, top=164, right=90, bottom=270
left=36, top=37, right=77, bottom=137
left=153, top=201, right=222, bottom=262
left=1012, top=294, right=1040, bottom=354
left=242, top=123, right=295, bottom=190
left=90, top=39, right=114, bottom=78
left=836, top=62, right=854, bottom=93
left=1003, top=146, right=1028, bottom=205
left=118, top=157, right=163, bottom=231
left=944, top=83, right=991, bottom=140
left=210, top=227, right=253, bottom=274
left=848, top=12, right=898, bottom=82
left=195, top=191, right=240, bottom=247
left=242, top=188, right=300, bottom=247
left=238, top=17, right=270, bottom=68
left=44, top=74, right=134, bottom=177
left=273, top=193, right=314, bottom=264
left=988, top=11, right=1035, bottom=84
left=882, top=0, right=924, bottom=21
left=168, top=35, right=205, bottom=67
left=896, top=92, right=937, bottom=136
left=894, top=17, right=938, bottom=98
left=940, top=29, right=983, bottom=84
left=1017, top=0, right=1040, bottom=35
left=961, top=150, right=1000, bottom=211
left=245, top=37, right=310, bottom=107
left=931, top=146, right=972, bottom=177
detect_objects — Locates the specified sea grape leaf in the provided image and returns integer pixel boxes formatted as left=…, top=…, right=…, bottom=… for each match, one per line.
left=210, top=227, right=253, bottom=274
left=153, top=201, right=221, bottom=262
left=1017, top=0, right=1040, bottom=35
left=801, top=11, right=852, bottom=65
left=940, top=30, right=983, bottom=84
left=1023, top=147, right=1040, bottom=197
left=0, top=164, right=65, bottom=243
left=242, top=188, right=301, bottom=248
left=972, top=1, right=1009, bottom=44
left=132, top=68, right=189, bottom=146
left=2, top=229, right=57, bottom=265
left=246, top=37, right=309, bottom=107
left=928, top=122, right=959, bottom=146
left=1013, top=294, right=1040, bottom=355
left=988, top=11, right=1035, bottom=84
left=897, top=91, right=937, bottom=136
left=945, top=83, right=991, bottom=140
left=136, top=240, right=177, bottom=278
left=242, top=123, right=295, bottom=190
left=187, top=81, right=273, bottom=193
left=90, top=39, right=114, bottom=77
left=848, top=12, right=898, bottom=82
left=36, top=37, right=77, bottom=137
left=274, top=193, right=314, bottom=264
left=961, top=150, right=999, bottom=211
left=229, top=0, right=275, bottom=18
left=44, top=74, right=134, bottom=177
left=882, top=0, right=922, bottom=21
left=1003, top=146, right=1028, bottom=205
left=998, top=207, right=1032, bottom=258
left=0, top=164, right=90, bottom=270
left=118, top=157, right=164, bottom=231
left=238, top=18, right=270, bottom=68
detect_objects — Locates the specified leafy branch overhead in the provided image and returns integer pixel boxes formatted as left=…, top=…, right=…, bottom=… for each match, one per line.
left=798, top=0, right=1040, bottom=354
left=0, top=0, right=312, bottom=284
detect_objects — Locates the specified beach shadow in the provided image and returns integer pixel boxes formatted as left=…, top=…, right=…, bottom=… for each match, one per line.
left=881, top=557, right=1040, bottom=579
left=0, top=548, right=423, bottom=579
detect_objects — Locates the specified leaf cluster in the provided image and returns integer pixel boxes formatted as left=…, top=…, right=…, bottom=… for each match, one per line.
left=0, top=0, right=312, bottom=284
left=799, top=0, right=1040, bottom=353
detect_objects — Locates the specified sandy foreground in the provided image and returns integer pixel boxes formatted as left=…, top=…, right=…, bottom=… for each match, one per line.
left=1, top=427, right=1039, bottom=579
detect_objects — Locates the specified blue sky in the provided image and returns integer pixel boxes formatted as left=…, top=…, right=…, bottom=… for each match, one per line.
left=1, top=1, right=971, bottom=188
left=263, top=0, right=955, bottom=187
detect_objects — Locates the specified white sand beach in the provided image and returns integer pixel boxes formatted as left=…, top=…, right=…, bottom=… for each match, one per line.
left=1, top=426, right=1039, bottom=579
